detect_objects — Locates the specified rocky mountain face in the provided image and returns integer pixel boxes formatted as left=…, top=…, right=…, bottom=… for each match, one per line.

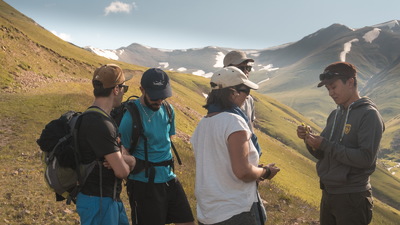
left=86, top=20, right=400, bottom=124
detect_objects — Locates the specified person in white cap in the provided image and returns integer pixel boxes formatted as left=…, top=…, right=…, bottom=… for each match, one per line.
left=223, top=50, right=261, bottom=155
left=191, top=66, right=280, bottom=225
left=223, top=51, right=255, bottom=124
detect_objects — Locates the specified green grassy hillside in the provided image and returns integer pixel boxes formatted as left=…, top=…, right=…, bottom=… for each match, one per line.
left=0, top=1, right=399, bottom=224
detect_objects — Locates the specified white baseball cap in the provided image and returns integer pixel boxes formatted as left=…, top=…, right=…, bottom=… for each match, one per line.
left=210, top=66, right=259, bottom=90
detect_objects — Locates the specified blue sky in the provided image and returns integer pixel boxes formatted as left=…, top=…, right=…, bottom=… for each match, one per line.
left=4, top=0, right=400, bottom=50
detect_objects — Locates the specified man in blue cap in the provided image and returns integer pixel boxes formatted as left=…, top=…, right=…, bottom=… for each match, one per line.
left=119, top=68, right=195, bottom=225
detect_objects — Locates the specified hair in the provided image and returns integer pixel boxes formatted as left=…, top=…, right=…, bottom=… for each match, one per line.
left=203, top=84, right=245, bottom=110
left=93, top=80, right=114, bottom=97
left=338, top=77, right=357, bottom=87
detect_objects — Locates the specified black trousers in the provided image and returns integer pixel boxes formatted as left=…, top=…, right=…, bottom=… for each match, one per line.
left=320, top=189, right=373, bottom=225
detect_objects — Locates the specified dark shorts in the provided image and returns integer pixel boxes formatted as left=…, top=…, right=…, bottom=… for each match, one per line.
left=320, top=189, right=373, bottom=225
left=198, top=202, right=260, bottom=225
left=126, top=178, right=194, bottom=225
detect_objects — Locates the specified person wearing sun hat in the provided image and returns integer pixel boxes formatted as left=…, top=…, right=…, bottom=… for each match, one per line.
left=223, top=51, right=255, bottom=119
left=297, top=61, right=385, bottom=225
left=119, top=68, right=195, bottom=225
left=223, top=50, right=261, bottom=154
left=191, top=66, right=280, bottom=225
left=76, top=64, right=135, bottom=225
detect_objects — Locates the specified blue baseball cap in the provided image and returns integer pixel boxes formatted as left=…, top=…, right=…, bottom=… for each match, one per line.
left=141, top=68, right=172, bottom=99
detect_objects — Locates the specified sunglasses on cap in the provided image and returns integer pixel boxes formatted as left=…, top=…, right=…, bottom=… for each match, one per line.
left=319, top=71, right=349, bottom=81
left=118, top=84, right=129, bottom=93
left=237, top=65, right=252, bottom=73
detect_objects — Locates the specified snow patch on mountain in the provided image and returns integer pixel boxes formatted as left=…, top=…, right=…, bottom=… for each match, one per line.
left=363, top=28, right=381, bottom=43
left=257, top=78, right=270, bottom=85
left=259, top=64, right=279, bottom=72
left=159, top=62, right=169, bottom=68
left=340, top=39, right=359, bottom=62
left=87, top=46, right=119, bottom=60
left=177, top=67, right=187, bottom=72
left=192, top=70, right=213, bottom=78
left=372, top=20, right=399, bottom=29
left=214, top=52, right=225, bottom=68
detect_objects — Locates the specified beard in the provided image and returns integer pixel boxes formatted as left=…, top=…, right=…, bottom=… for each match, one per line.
left=144, top=95, right=162, bottom=111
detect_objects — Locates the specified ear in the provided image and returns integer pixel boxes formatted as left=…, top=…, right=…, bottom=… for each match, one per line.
left=140, top=87, right=145, bottom=95
left=347, top=77, right=355, bottom=87
left=112, top=86, right=119, bottom=95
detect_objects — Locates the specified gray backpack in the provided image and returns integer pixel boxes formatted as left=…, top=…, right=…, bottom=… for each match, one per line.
left=37, top=109, right=103, bottom=204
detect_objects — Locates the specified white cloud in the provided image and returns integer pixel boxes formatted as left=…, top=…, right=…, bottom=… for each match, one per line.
left=105, top=1, right=136, bottom=15
left=51, top=30, right=72, bottom=42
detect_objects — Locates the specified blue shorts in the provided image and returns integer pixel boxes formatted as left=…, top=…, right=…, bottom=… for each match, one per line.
left=76, top=192, right=130, bottom=225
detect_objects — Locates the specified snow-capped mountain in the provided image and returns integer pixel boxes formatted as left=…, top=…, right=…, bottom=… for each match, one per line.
left=86, top=20, right=400, bottom=127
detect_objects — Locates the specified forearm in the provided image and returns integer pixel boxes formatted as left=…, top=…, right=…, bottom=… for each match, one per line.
left=122, top=154, right=136, bottom=172
left=233, top=165, right=264, bottom=182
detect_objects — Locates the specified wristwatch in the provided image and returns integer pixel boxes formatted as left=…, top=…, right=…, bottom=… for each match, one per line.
left=260, top=166, right=271, bottom=180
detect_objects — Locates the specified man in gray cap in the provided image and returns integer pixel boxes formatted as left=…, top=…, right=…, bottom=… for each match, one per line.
left=119, top=68, right=195, bottom=225
left=223, top=50, right=261, bottom=155
left=223, top=51, right=255, bottom=129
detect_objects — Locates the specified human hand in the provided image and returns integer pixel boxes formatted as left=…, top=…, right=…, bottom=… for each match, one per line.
left=297, top=123, right=312, bottom=139
left=305, top=134, right=323, bottom=150
left=262, top=163, right=280, bottom=180
left=103, top=160, right=112, bottom=169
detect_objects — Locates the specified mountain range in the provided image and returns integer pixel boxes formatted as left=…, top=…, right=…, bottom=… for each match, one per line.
left=87, top=20, right=400, bottom=163
left=86, top=20, right=400, bottom=124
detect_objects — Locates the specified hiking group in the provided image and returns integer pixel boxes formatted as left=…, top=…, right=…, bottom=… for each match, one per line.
left=37, top=50, right=384, bottom=225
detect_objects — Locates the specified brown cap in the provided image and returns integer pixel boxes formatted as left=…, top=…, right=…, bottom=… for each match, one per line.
left=223, top=50, right=254, bottom=67
left=92, top=64, right=128, bottom=88
left=317, top=62, right=357, bottom=87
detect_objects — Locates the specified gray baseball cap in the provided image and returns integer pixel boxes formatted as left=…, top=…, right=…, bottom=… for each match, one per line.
left=223, top=50, right=254, bottom=67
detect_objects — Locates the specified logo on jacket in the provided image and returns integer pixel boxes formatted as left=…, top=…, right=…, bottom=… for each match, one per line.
left=344, top=124, right=351, bottom=134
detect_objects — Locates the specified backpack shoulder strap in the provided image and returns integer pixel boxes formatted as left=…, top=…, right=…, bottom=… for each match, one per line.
left=125, top=101, right=143, bottom=154
left=162, top=100, right=173, bottom=123
left=161, top=101, right=182, bottom=165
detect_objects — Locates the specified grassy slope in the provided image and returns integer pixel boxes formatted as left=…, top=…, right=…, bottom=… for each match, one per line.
left=0, top=1, right=399, bottom=224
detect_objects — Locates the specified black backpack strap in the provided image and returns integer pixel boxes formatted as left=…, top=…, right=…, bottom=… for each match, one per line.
left=125, top=101, right=144, bottom=155
left=126, top=100, right=182, bottom=181
left=125, top=101, right=150, bottom=178
left=162, top=101, right=182, bottom=165
left=67, top=108, right=108, bottom=204
left=67, top=114, right=84, bottom=205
